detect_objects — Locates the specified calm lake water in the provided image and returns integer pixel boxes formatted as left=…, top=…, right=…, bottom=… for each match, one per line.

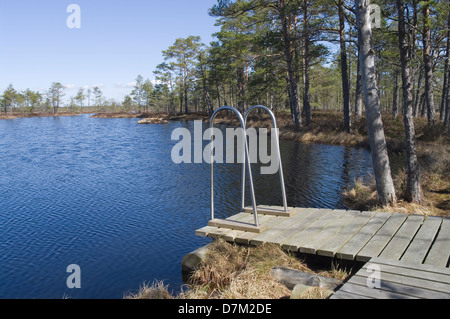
left=0, top=115, right=376, bottom=299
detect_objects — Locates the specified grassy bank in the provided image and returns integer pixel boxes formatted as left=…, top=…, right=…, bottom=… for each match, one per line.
left=125, top=240, right=351, bottom=300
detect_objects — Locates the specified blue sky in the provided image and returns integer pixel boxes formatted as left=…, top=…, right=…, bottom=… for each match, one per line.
left=0, top=0, right=220, bottom=102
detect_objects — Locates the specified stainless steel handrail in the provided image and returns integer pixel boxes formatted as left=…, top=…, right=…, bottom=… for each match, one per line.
left=210, top=106, right=259, bottom=226
left=244, top=105, right=288, bottom=212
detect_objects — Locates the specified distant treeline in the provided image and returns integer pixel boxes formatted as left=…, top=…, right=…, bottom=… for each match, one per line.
left=2, top=0, right=448, bottom=129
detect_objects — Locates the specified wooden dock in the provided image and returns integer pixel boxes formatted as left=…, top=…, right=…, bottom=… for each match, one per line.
left=196, top=206, right=450, bottom=299
left=331, top=257, right=450, bottom=299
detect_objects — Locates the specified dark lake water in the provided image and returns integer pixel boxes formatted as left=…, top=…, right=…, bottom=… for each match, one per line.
left=0, top=115, right=377, bottom=299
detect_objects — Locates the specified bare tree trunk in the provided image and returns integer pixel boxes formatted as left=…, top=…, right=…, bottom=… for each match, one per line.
left=355, top=44, right=363, bottom=118
left=397, top=0, right=422, bottom=204
left=445, top=51, right=450, bottom=129
left=420, top=93, right=427, bottom=118
left=422, top=3, right=436, bottom=126
left=445, top=75, right=450, bottom=129
left=199, top=53, right=214, bottom=115
left=302, top=0, right=312, bottom=126
left=441, top=12, right=450, bottom=122
left=237, top=66, right=246, bottom=113
left=356, top=0, right=396, bottom=206
left=413, top=69, right=423, bottom=118
left=393, top=69, right=400, bottom=118
left=339, top=0, right=351, bottom=133
left=279, top=0, right=302, bottom=129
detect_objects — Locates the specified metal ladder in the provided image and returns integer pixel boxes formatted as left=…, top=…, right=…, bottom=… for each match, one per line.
left=242, top=105, right=289, bottom=215
left=208, top=106, right=291, bottom=234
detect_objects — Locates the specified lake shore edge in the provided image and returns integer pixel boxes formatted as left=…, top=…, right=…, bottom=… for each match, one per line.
left=3, top=110, right=448, bottom=216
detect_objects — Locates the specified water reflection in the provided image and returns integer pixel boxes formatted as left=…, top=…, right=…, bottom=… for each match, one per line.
left=0, top=116, right=378, bottom=299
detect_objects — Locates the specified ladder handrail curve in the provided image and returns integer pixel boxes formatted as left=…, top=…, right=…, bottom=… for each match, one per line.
left=244, top=105, right=288, bottom=212
left=209, top=106, right=259, bottom=226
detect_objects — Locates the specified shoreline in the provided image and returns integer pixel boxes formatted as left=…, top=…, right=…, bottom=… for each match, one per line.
left=0, top=112, right=82, bottom=120
left=3, top=110, right=448, bottom=215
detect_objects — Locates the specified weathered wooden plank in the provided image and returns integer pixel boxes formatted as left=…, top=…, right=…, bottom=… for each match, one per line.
left=317, top=211, right=377, bottom=258
left=283, top=210, right=344, bottom=252
left=379, top=215, right=425, bottom=261
left=221, top=214, right=273, bottom=243
left=370, top=257, right=450, bottom=277
left=336, top=212, right=392, bottom=261
left=330, top=291, right=373, bottom=299
left=209, top=219, right=269, bottom=233
left=347, top=274, right=450, bottom=299
left=401, top=216, right=443, bottom=264
left=250, top=208, right=319, bottom=246
left=196, top=212, right=255, bottom=238
left=362, top=263, right=450, bottom=286
left=234, top=215, right=290, bottom=245
left=424, top=218, right=450, bottom=268
left=356, top=213, right=409, bottom=262
left=338, top=282, right=419, bottom=299
left=227, top=212, right=255, bottom=221
left=300, top=210, right=360, bottom=255
left=358, top=266, right=450, bottom=294
left=243, top=205, right=297, bottom=217
left=195, top=226, right=217, bottom=237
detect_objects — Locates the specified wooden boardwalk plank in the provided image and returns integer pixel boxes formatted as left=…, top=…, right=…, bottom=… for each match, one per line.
left=401, top=216, right=443, bottom=264
left=250, top=208, right=321, bottom=246
left=209, top=218, right=269, bottom=233
left=370, top=257, right=450, bottom=277
left=424, top=218, right=450, bottom=268
left=356, top=213, right=409, bottom=262
left=363, top=262, right=450, bottom=285
left=359, top=265, right=450, bottom=293
left=282, top=210, right=345, bottom=251
left=346, top=275, right=449, bottom=299
left=243, top=205, right=296, bottom=217
left=234, top=216, right=290, bottom=245
left=336, top=212, right=392, bottom=261
left=300, top=210, right=360, bottom=255
left=220, top=215, right=273, bottom=242
left=195, top=212, right=256, bottom=238
left=379, top=215, right=425, bottom=261
left=317, top=211, right=377, bottom=257
left=337, top=282, right=419, bottom=299
left=330, top=291, right=373, bottom=299
left=333, top=258, right=450, bottom=299
left=222, top=215, right=276, bottom=243
left=195, top=226, right=219, bottom=237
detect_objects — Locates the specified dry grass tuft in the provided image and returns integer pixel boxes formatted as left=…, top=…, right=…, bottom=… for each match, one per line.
left=183, top=240, right=309, bottom=299
left=296, top=287, right=334, bottom=300
left=126, top=240, right=349, bottom=300
left=343, top=176, right=379, bottom=211
left=124, top=281, right=174, bottom=300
